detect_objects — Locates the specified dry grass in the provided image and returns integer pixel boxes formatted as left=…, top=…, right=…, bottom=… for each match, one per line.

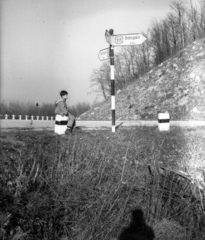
left=0, top=126, right=205, bottom=240
left=153, top=219, right=187, bottom=240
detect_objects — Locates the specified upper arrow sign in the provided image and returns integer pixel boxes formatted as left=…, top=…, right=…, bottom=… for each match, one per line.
left=98, top=48, right=110, bottom=61
left=105, top=30, right=111, bottom=45
left=111, top=33, right=147, bottom=46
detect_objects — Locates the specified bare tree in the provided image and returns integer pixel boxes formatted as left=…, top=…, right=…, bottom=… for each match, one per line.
left=139, top=32, right=152, bottom=72
left=199, top=0, right=205, bottom=35
left=116, top=31, right=152, bottom=80
left=170, top=1, right=187, bottom=49
left=89, top=62, right=110, bottom=101
left=186, top=0, right=202, bottom=40
left=150, top=19, right=165, bottom=65
left=167, top=13, right=178, bottom=53
left=89, top=0, right=205, bottom=99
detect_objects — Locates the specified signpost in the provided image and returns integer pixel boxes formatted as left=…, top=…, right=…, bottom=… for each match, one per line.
left=105, top=30, right=112, bottom=45
left=111, top=33, right=147, bottom=46
left=99, top=29, right=147, bottom=133
left=98, top=48, right=110, bottom=61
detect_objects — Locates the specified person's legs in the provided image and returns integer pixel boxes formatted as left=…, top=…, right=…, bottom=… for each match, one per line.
left=65, top=126, right=72, bottom=134
left=65, top=116, right=76, bottom=134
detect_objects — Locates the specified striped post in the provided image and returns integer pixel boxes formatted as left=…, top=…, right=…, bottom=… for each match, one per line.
left=54, top=115, right=68, bottom=135
left=109, top=29, right=115, bottom=133
left=158, top=112, right=170, bottom=131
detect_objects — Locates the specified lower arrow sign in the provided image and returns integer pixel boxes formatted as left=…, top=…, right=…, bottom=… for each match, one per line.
left=98, top=48, right=110, bottom=61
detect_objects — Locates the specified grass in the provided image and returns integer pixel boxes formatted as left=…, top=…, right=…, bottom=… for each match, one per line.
left=0, top=126, right=205, bottom=240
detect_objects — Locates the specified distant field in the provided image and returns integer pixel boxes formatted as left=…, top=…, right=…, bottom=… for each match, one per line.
left=0, top=126, right=205, bottom=240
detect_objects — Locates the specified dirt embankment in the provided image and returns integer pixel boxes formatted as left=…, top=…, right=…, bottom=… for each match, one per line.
left=79, top=38, right=205, bottom=121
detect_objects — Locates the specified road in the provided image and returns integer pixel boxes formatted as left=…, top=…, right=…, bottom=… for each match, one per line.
left=1, top=119, right=205, bottom=131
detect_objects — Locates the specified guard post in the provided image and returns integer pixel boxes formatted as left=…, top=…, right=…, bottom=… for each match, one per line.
left=158, top=111, right=170, bottom=131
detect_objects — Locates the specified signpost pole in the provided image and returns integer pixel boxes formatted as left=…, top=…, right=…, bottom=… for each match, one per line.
left=100, top=29, right=147, bottom=133
left=109, top=29, right=115, bottom=133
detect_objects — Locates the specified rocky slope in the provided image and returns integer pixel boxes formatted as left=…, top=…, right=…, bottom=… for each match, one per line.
left=79, top=38, right=205, bottom=121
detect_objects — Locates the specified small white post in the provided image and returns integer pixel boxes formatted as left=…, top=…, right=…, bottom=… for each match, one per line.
left=31, top=116, right=34, bottom=120
left=51, top=116, right=53, bottom=121
left=19, top=115, right=21, bottom=120
left=46, top=116, right=49, bottom=120
left=158, top=112, right=170, bottom=131
left=42, top=116, right=44, bottom=121
left=12, top=114, right=15, bottom=120
left=5, top=114, right=8, bottom=120
left=25, top=115, right=28, bottom=120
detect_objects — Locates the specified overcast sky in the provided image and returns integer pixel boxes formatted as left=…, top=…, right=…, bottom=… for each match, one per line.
left=1, top=0, right=198, bottom=106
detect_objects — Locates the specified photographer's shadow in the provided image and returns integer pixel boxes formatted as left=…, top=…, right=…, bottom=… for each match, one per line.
left=118, top=208, right=155, bottom=240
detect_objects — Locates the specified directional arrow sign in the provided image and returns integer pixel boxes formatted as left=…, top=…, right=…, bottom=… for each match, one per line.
left=105, top=30, right=111, bottom=45
left=111, top=33, right=147, bottom=46
left=98, top=48, right=110, bottom=61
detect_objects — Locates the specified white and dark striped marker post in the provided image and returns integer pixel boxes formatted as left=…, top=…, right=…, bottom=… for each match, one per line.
left=100, top=29, right=147, bottom=133
left=109, top=29, right=115, bottom=133
left=158, top=112, right=170, bottom=131
left=54, top=115, right=68, bottom=135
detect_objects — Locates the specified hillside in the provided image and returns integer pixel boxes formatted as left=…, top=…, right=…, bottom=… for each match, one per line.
left=79, top=38, right=205, bottom=121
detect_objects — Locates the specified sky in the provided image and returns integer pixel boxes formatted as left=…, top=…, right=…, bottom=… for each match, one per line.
left=1, top=0, right=198, bottom=106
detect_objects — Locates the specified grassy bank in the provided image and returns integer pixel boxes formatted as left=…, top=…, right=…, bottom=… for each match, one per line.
left=0, top=126, right=205, bottom=239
